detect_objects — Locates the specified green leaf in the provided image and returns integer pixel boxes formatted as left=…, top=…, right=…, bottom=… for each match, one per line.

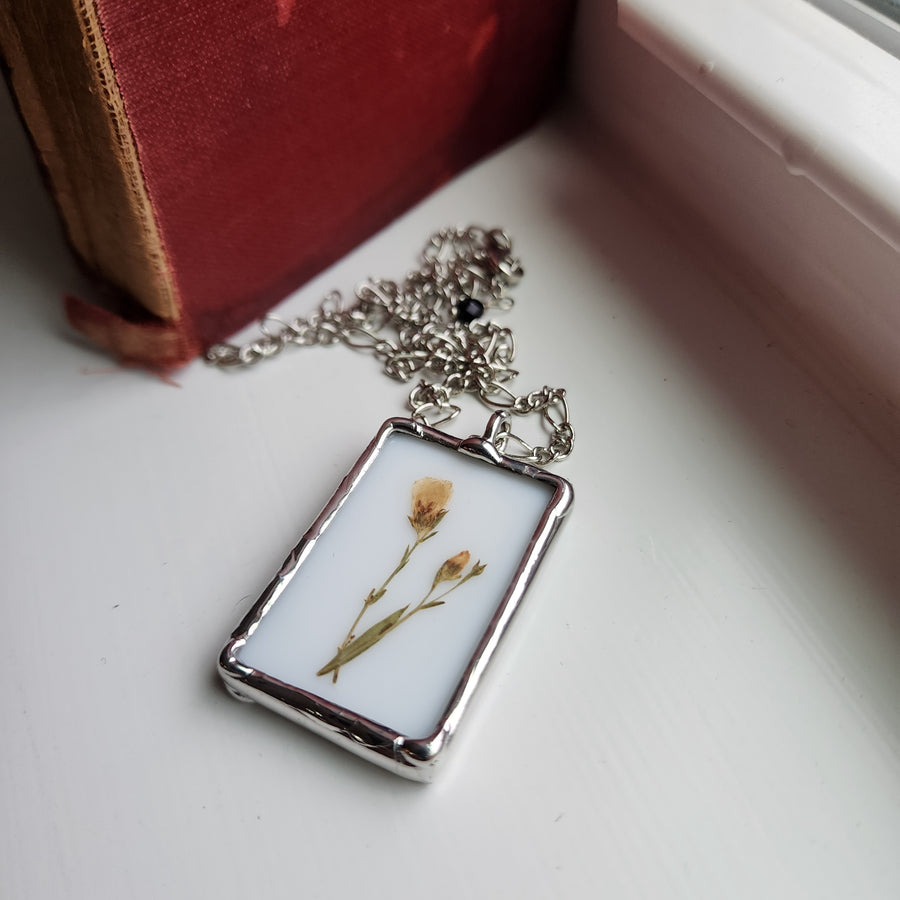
left=316, top=605, right=409, bottom=676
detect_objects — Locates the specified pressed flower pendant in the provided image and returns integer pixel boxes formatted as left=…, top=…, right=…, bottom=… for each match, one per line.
left=218, top=414, right=573, bottom=781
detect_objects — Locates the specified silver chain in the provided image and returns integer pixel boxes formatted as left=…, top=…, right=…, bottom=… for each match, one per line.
left=205, top=225, right=573, bottom=465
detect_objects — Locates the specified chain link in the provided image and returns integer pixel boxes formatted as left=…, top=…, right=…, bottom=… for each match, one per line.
left=205, top=226, right=573, bottom=464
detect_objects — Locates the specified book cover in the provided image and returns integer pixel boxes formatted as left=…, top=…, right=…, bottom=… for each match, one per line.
left=1, top=0, right=575, bottom=366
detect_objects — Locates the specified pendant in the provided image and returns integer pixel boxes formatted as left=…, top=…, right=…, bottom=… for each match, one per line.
left=218, top=412, right=573, bottom=781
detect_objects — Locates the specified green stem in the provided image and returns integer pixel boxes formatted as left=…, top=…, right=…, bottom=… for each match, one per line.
left=379, top=573, right=476, bottom=636
left=330, top=534, right=425, bottom=683
left=317, top=564, right=486, bottom=679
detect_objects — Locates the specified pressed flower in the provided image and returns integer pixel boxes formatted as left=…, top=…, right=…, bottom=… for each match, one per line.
left=408, top=477, right=452, bottom=539
left=321, top=478, right=486, bottom=681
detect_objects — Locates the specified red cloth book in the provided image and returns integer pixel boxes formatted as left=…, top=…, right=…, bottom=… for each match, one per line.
left=1, top=0, right=574, bottom=366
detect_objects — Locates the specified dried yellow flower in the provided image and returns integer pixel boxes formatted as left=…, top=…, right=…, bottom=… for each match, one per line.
left=320, top=477, right=487, bottom=681
left=432, top=550, right=470, bottom=587
left=408, top=477, right=452, bottom=539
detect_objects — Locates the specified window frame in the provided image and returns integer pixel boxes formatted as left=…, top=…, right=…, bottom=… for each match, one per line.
left=617, top=0, right=900, bottom=252
left=806, top=0, right=900, bottom=58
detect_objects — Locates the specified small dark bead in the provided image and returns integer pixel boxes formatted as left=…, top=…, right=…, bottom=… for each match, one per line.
left=456, top=297, right=484, bottom=324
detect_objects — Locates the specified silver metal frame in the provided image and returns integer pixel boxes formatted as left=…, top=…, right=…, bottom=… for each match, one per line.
left=218, top=414, right=573, bottom=781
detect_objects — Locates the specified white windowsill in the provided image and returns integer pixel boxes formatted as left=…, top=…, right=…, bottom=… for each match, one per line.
left=619, top=0, right=900, bottom=252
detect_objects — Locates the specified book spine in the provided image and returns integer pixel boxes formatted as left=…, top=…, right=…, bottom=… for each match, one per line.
left=1, top=0, right=194, bottom=364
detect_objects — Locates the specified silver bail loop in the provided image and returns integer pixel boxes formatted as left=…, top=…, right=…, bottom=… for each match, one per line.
left=482, top=410, right=511, bottom=453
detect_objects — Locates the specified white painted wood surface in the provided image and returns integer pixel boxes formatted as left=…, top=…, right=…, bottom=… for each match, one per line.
left=2, top=83, right=899, bottom=898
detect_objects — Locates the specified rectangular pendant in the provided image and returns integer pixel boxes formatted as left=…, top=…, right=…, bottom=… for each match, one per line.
left=218, top=416, right=573, bottom=781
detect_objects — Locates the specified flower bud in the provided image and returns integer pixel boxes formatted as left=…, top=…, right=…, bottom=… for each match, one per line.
left=432, top=550, right=470, bottom=588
